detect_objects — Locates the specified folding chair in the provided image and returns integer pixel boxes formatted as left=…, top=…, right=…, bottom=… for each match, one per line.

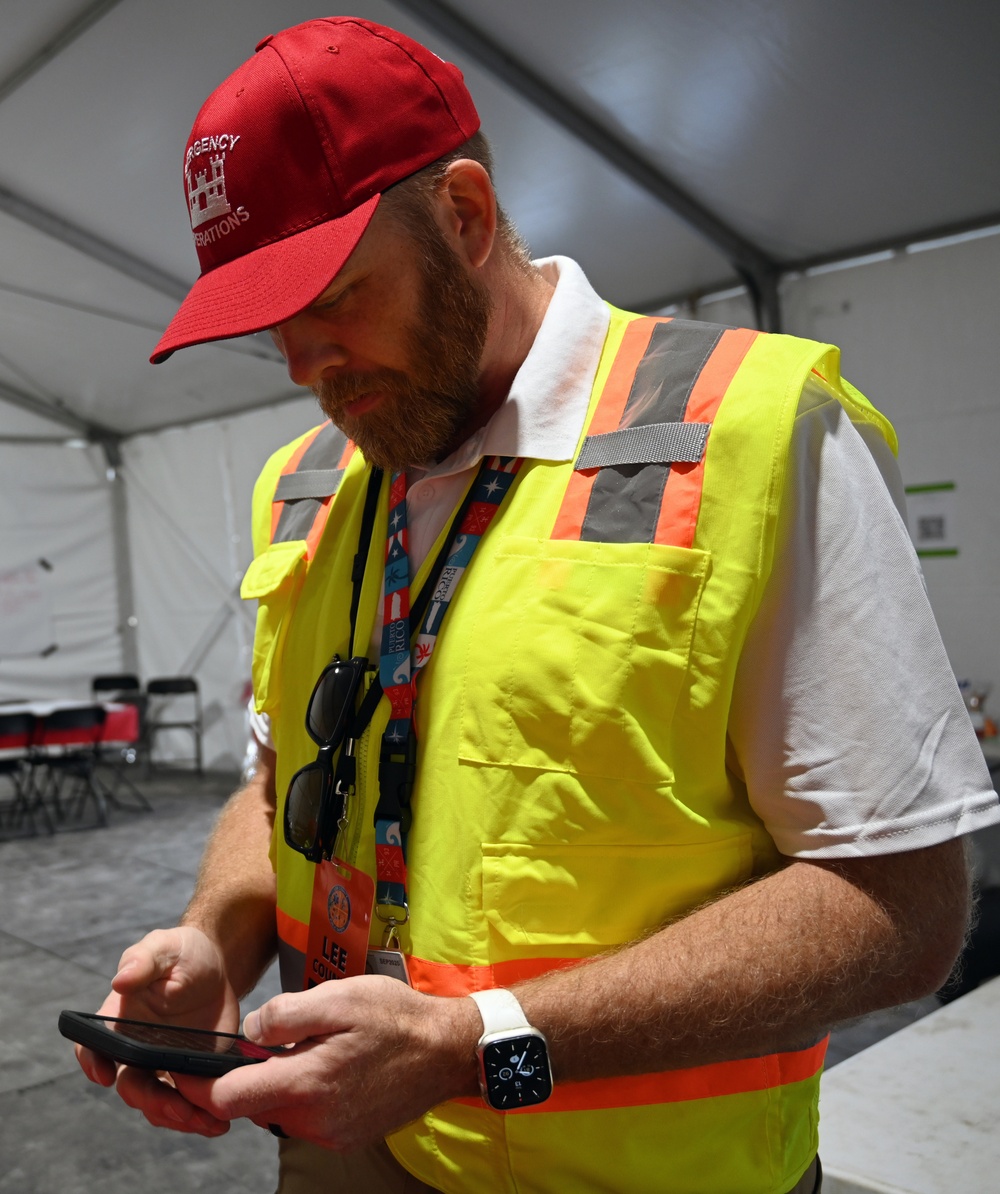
left=34, top=705, right=109, bottom=828
left=0, top=711, right=50, bottom=835
left=92, top=673, right=147, bottom=755
left=89, top=683, right=152, bottom=811
left=91, top=674, right=142, bottom=699
left=145, top=677, right=203, bottom=773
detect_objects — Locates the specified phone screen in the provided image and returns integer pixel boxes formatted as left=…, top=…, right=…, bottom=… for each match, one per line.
left=59, top=1010, right=281, bottom=1075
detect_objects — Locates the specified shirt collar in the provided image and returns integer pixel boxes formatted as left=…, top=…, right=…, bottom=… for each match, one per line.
left=424, top=256, right=610, bottom=479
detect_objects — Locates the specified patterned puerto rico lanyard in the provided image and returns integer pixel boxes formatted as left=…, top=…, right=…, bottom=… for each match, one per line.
left=374, top=454, right=523, bottom=940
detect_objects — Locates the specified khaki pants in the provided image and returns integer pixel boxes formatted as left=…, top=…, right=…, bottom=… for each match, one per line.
left=277, top=1138, right=438, bottom=1193
left=277, top=1139, right=821, bottom=1193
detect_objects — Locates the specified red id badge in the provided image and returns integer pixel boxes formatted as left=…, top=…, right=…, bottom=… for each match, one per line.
left=303, top=859, right=374, bottom=990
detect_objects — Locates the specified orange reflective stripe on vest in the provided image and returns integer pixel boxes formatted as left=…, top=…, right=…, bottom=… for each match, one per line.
left=406, top=951, right=826, bottom=1114
left=267, top=918, right=829, bottom=1118
left=270, top=422, right=354, bottom=558
left=655, top=323, right=759, bottom=547
left=452, top=1038, right=828, bottom=1115
left=276, top=906, right=309, bottom=955
left=553, top=317, right=759, bottom=549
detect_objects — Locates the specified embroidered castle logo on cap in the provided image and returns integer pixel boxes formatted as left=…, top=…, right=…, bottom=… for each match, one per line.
left=188, top=154, right=230, bottom=228
left=185, top=134, right=249, bottom=245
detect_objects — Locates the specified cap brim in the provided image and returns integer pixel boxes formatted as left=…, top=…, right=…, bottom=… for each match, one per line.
left=150, top=194, right=381, bottom=364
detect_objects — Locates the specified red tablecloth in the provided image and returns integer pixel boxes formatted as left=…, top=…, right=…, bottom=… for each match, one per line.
left=0, top=700, right=139, bottom=750
left=100, top=704, right=140, bottom=744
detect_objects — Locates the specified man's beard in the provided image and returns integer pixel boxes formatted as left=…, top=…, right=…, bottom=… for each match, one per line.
left=313, top=223, right=492, bottom=473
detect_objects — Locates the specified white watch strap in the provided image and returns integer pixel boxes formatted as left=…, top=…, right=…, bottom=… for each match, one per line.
left=468, top=988, right=530, bottom=1036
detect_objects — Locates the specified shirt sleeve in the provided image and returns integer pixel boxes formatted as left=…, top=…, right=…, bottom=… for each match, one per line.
left=247, top=698, right=274, bottom=751
left=728, top=377, right=1000, bottom=858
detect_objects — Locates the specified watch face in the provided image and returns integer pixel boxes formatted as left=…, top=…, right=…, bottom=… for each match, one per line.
left=481, top=1033, right=552, bottom=1110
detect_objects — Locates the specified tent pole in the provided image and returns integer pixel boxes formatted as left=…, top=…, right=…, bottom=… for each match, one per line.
left=101, top=440, right=140, bottom=677
left=737, top=267, right=783, bottom=334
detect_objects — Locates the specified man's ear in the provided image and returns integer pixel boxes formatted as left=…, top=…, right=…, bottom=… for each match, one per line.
left=434, top=159, right=497, bottom=270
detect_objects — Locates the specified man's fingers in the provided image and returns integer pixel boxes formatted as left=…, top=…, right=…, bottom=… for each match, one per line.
left=243, top=978, right=398, bottom=1046
left=115, top=1065, right=230, bottom=1136
left=173, top=1064, right=294, bottom=1126
left=244, top=988, right=344, bottom=1047
left=75, top=1043, right=117, bottom=1087
left=111, top=930, right=180, bottom=995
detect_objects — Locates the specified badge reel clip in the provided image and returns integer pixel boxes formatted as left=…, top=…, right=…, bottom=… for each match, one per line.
left=368, top=896, right=412, bottom=984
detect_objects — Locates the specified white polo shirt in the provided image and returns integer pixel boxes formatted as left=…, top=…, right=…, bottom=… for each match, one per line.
left=252, top=256, right=999, bottom=858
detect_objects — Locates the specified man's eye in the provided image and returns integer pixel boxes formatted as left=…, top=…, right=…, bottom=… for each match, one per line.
left=317, top=286, right=352, bottom=311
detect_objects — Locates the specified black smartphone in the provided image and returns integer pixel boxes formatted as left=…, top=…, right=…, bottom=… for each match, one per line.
left=59, top=1010, right=282, bottom=1076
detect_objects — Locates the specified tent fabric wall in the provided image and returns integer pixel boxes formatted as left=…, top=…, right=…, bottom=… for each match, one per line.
left=122, top=393, right=331, bottom=770
left=0, top=441, right=120, bottom=700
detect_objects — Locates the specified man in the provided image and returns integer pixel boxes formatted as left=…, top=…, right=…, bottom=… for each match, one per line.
left=77, top=16, right=998, bottom=1194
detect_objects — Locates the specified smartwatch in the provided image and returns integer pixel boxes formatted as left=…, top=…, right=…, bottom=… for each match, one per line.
left=468, top=988, right=553, bottom=1111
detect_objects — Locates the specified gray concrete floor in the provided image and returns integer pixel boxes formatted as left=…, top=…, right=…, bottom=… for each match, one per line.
left=0, top=767, right=941, bottom=1193
left=0, top=769, right=281, bottom=1194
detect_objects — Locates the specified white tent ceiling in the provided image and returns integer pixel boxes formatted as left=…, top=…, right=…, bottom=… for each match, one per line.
left=0, top=0, right=998, bottom=443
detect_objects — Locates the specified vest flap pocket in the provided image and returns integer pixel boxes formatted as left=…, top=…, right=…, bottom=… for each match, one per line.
left=242, top=541, right=309, bottom=712
left=240, top=539, right=308, bottom=599
left=481, top=836, right=752, bottom=960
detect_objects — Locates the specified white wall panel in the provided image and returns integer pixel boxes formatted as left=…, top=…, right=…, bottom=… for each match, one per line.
left=780, top=233, right=1000, bottom=693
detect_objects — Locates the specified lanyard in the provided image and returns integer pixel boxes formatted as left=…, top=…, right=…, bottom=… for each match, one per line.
left=374, top=455, right=523, bottom=933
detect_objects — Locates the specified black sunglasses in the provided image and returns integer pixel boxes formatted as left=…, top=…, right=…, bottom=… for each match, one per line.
left=283, top=655, right=369, bottom=863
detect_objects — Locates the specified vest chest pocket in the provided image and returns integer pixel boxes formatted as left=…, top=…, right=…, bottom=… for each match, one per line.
left=458, top=535, right=709, bottom=783
left=240, top=540, right=309, bottom=715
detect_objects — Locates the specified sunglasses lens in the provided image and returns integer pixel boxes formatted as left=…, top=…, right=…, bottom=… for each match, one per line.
left=284, top=764, right=324, bottom=851
left=307, top=660, right=362, bottom=744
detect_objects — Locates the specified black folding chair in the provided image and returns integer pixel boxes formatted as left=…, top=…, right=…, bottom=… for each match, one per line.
left=0, top=711, right=51, bottom=835
left=34, top=705, right=109, bottom=828
left=145, top=677, right=203, bottom=773
left=92, top=673, right=147, bottom=755
left=91, top=674, right=142, bottom=699
left=91, top=681, right=152, bottom=812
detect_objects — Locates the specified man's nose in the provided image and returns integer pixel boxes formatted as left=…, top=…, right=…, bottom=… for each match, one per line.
left=270, top=317, right=349, bottom=388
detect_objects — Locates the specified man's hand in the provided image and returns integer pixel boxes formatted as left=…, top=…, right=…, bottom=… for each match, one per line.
left=174, top=976, right=481, bottom=1150
left=75, top=926, right=241, bottom=1137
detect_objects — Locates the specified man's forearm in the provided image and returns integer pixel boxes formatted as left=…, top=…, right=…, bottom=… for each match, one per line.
left=514, top=839, right=970, bottom=1083
left=181, top=748, right=279, bottom=999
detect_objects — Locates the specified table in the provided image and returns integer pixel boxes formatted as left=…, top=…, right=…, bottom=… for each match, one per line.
left=0, top=699, right=139, bottom=749
left=0, top=699, right=148, bottom=830
left=819, top=977, right=1000, bottom=1192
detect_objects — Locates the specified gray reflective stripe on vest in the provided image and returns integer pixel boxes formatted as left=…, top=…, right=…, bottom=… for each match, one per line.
left=274, top=469, right=345, bottom=501
left=576, top=421, right=711, bottom=470
left=579, top=319, right=726, bottom=544
left=272, top=423, right=348, bottom=544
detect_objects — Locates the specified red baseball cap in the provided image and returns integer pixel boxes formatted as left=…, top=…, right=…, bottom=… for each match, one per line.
left=151, top=16, right=480, bottom=363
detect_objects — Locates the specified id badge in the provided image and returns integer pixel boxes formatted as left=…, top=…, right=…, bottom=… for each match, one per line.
left=366, top=948, right=412, bottom=985
left=303, top=859, right=374, bottom=990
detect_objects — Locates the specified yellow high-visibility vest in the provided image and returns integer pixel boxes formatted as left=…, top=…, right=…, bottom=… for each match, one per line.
left=241, top=307, right=894, bottom=1193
